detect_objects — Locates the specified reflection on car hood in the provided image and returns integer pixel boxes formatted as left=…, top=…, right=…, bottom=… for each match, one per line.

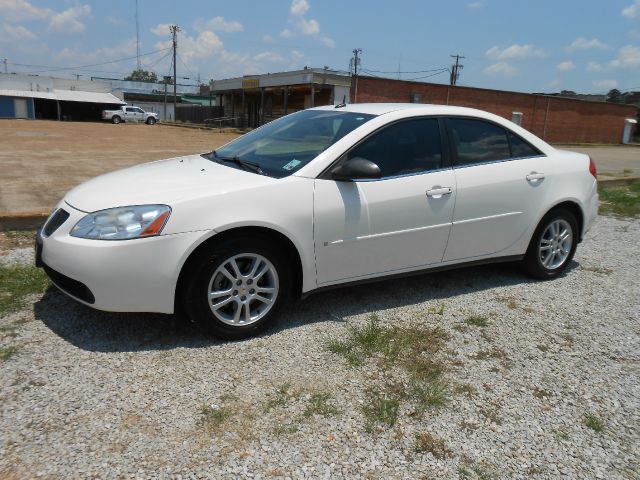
left=64, top=154, right=276, bottom=212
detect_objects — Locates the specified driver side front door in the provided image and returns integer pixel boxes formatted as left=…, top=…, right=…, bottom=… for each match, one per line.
left=313, top=117, right=456, bottom=285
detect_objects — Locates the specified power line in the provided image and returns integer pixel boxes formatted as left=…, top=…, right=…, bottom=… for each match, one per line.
left=10, top=47, right=171, bottom=74
left=406, top=69, right=450, bottom=81
left=364, top=67, right=449, bottom=75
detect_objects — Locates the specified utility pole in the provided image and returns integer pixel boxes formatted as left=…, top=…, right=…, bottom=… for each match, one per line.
left=169, top=25, right=181, bottom=118
left=135, top=0, right=141, bottom=70
left=2, top=58, right=7, bottom=73
left=450, top=54, right=465, bottom=86
left=163, top=75, right=171, bottom=121
left=350, top=48, right=362, bottom=103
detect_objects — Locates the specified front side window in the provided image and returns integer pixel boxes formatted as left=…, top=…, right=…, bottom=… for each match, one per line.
left=344, top=118, right=443, bottom=178
left=449, top=118, right=511, bottom=166
left=210, top=110, right=375, bottom=178
left=135, top=108, right=144, bottom=113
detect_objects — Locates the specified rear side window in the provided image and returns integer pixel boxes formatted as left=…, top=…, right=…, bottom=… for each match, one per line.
left=448, top=118, right=510, bottom=166
left=346, top=118, right=443, bottom=178
left=508, top=131, right=542, bottom=158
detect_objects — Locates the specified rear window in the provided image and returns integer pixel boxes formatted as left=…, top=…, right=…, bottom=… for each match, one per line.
left=449, top=118, right=511, bottom=166
left=508, top=131, right=542, bottom=158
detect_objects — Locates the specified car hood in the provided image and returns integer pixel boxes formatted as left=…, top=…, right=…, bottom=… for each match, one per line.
left=64, top=154, right=277, bottom=212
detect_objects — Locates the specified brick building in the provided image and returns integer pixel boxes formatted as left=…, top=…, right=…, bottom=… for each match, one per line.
left=353, top=76, right=637, bottom=144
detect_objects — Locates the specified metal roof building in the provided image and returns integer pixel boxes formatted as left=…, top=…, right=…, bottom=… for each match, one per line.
left=0, top=73, right=124, bottom=121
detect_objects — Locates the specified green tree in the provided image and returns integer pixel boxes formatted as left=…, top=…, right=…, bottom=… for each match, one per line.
left=124, top=69, right=158, bottom=83
left=606, top=88, right=624, bottom=103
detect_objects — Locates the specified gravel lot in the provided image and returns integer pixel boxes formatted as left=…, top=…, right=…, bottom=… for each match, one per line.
left=0, top=215, right=638, bottom=479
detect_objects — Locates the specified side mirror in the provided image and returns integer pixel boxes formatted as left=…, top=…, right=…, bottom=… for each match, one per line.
left=331, top=157, right=382, bottom=181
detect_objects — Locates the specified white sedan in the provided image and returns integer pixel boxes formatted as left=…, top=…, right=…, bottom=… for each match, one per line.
left=36, top=104, right=599, bottom=339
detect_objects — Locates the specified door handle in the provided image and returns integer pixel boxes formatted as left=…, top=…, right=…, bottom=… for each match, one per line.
left=426, top=187, right=453, bottom=198
left=526, top=172, right=545, bottom=181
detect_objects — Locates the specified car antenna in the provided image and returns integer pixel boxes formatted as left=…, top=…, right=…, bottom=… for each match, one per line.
left=334, top=95, right=347, bottom=108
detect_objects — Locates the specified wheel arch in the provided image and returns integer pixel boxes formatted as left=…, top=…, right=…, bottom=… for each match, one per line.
left=174, top=225, right=304, bottom=313
left=545, top=200, right=585, bottom=242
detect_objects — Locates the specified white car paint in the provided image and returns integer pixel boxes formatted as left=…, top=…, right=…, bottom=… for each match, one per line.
left=39, top=104, right=598, bottom=314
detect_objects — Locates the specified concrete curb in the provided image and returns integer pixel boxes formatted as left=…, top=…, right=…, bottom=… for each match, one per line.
left=0, top=177, right=638, bottom=231
left=0, top=211, right=48, bottom=231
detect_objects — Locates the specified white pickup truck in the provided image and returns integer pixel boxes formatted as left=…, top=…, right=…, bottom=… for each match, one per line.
left=102, top=106, right=159, bottom=125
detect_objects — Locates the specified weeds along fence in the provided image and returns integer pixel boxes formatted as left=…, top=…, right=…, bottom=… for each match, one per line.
left=175, top=105, right=224, bottom=124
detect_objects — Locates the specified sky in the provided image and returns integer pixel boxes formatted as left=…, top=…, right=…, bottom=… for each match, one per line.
left=1, top=0, right=639, bottom=94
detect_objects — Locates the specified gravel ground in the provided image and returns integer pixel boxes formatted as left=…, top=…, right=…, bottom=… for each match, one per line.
left=0, top=215, right=638, bottom=479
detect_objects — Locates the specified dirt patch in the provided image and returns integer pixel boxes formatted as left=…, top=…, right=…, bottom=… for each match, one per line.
left=0, top=120, right=240, bottom=213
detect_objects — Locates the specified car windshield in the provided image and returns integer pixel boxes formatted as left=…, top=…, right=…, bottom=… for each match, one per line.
left=205, top=109, right=375, bottom=178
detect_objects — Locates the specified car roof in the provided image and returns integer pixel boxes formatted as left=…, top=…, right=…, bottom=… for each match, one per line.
left=310, top=102, right=498, bottom=118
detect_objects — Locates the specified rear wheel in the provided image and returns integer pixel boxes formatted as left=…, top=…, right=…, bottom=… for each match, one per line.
left=522, top=208, right=578, bottom=279
left=182, top=238, right=290, bottom=339
left=146, top=117, right=156, bottom=125
left=112, top=115, right=121, bottom=124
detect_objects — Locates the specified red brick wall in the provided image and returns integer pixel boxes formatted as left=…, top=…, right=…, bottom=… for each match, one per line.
left=353, top=76, right=638, bottom=144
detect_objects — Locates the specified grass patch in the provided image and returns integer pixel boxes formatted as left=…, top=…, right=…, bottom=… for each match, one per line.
left=362, top=389, right=402, bottom=432
left=414, top=432, right=452, bottom=459
left=0, top=264, right=49, bottom=316
left=264, top=382, right=297, bottom=411
left=411, top=378, right=448, bottom=411
left=598, top=181, right=640, bottom=217
left=427, top=303, right=445, bottom=315
left=580, top=265, right=614, bottom=275
left=303, top=392, right=340, bottom=418
left=583, top=412, right=605, bottom=433
left=0, top=346, right=18, bottom=361
left=272, top=422, right=299, bottom=435
left=198, top=404, right=231, bottom=431
left=465, top=315, right=489, bottom=327
left=327, top=314, right=452, bottom=431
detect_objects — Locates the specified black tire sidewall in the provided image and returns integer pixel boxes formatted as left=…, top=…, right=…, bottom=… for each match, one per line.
left=112, top=116, right=121, bottom=124
left=183, top=239, right=291, bottom=339
left=524, top=208, right=579, bottom=279
left=147, top=118, right=156, bottom=125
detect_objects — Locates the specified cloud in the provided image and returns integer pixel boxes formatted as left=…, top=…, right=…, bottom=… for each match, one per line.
left=0, top=0, right=51, bottom=21
left=48, top=5, right=91, bottom=35
left=485, top=44, right=546, bottom=60
left=253, top=51, right=285, bottom=63
left=622, top=0, right=640, bottom=18
left=151, top=23, right=172, bottom=36
left=609, top=44, right=640, bottom=68
left=154, top=28, right=224, bottom=63
left=593, top=79, right=618, bottom=89
left=586, top=61, right=602, bottom=71
left=106, top=16, right=125, bottom=27
left=279, top=0, right=335, bottom=47
left=467, top=1, right=483, bottom=8
left=483, top=62, right=518, bottom=76
left=557, top=60, right=575, bottom=71
left=196, top=16, right=243, bottom=33
left=56, top=38, right=137, bottom=64
left=0, top=23, right=36, bottom=42
left=567, top=37, right=608, bottom=52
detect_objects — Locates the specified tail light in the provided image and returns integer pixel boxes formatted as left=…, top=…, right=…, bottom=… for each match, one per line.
left=588, top=156, right=597, bottom=180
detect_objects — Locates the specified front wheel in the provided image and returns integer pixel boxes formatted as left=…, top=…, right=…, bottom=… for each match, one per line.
left=112, top=115, right=121, bottom=124
left=522, top=208, right=578, bottom=279
left=146, top=117, right=156, bottom=125
left=182, top=238, right=290, bottom=339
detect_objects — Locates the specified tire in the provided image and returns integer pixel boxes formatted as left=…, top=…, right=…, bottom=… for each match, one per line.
left=182, top=237, right=291, bottom=339
left=146, top=117, right=156, bottom=125
left=522, top=208, right=578, bottom=279
left=112, top=115, right=121, bottom=124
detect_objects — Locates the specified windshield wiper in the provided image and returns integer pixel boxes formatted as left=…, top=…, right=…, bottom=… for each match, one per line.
left=208, top=151, right=265, bottom=175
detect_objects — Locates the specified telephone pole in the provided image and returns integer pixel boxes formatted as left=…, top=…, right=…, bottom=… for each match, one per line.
left=450, top=54, right=465, bottom=86
left=169, top=25, right=181, bottom=118
left=135, top=0, right=141, bottom=70
left=2, top=59, right=7, bottom=73
left=350, top=48, right=362, bottom=103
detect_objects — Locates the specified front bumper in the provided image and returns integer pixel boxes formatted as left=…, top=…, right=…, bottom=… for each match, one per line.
left=37, top=203, right=206, bottom=314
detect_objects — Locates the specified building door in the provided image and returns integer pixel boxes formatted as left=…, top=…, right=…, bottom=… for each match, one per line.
left=14, top=98, right=28, bottom=118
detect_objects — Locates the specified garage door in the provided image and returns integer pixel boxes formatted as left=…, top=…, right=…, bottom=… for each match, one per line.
left=14, top=98, right=28, bottom=118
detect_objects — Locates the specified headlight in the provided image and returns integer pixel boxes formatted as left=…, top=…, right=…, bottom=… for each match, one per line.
left=70, top=205, right=171, bottom=240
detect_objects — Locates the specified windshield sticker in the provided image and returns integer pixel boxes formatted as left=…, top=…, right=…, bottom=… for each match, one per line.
left=282, top=159, right=301, bottom=171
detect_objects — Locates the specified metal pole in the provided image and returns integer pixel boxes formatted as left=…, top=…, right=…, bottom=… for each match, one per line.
left=260, top=87, right=264, bottom=125
left=310, top=83, right=315, bottom=108
left=283, top=86, right=288, bottom=115
left=170, top=25, right=180, bottom=120
left=542, top=97, right=551, bottom=140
